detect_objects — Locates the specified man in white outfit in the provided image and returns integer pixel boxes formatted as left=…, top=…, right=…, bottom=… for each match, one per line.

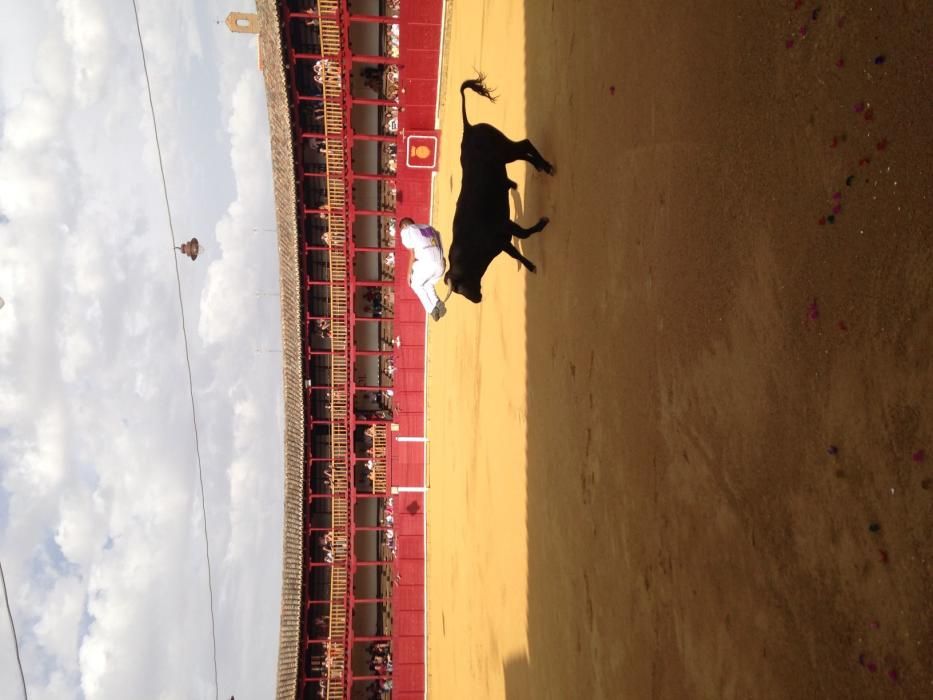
left=399, top=217, right=447, bottom=321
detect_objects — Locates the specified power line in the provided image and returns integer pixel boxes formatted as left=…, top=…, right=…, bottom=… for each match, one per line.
left=0, top=559, right=28, bottom=700
left=129, top=2, right=219, bottom=699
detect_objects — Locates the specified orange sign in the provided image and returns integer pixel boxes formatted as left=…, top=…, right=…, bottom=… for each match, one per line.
left=405, top=133, right=439, bottom=170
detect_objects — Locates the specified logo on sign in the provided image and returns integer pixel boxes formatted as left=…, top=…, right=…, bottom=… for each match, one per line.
left=405, top=134, right=439, bottom=170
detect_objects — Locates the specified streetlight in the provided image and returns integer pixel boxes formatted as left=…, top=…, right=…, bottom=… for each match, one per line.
left=175, top=237, right=201, bottom=261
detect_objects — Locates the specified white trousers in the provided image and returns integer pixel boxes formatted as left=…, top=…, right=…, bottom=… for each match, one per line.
left=409, top=246, right=446, bottom=313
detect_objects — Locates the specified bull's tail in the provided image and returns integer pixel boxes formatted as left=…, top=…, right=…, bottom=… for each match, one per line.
left=460, top=74, right=496, bottom=129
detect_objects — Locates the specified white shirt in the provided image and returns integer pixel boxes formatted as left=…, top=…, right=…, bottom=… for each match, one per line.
left=400, top=223, right=441, bottom=253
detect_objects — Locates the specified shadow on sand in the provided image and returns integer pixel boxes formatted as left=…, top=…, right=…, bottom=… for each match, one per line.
left=505, top=1, right=933, bottom=699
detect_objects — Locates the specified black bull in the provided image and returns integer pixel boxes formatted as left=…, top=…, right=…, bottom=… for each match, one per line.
left=442, top=76, right=555, bottom=304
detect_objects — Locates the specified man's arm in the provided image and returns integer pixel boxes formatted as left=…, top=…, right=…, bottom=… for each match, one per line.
left=428, top=226, right=443, bottom=249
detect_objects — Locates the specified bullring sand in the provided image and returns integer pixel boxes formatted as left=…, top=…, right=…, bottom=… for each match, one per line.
left=426, top=2, right=933, bottom=698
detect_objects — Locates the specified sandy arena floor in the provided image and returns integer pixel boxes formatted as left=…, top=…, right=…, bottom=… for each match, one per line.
left=425, top=2, right=933, bottom=698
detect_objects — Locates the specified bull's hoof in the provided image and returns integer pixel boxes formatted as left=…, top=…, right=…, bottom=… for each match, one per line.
left=543, top=161, right=556, bottom=176
left=507, top=178, right=518, bottom=190
left=539, top=217, right=550, bottom=229
left=527, top=263, right=537, bottom=274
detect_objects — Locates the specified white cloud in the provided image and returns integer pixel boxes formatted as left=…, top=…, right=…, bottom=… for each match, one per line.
left=5, top=409, right=70, bottom=501
left=2, top=90, right=60, bottom=149
left=0, top=146, right=74, bottom=218
left=55, top=490, right=107, bottom=569
left=199, top=71, right=276, bottom=345
left=58, top=0, right=113, bottom=106
left=34, top=576, right=85, bottom=674
left=33, top=669, right=80, bottom=700
left=0, top=1, right=285, bottom=698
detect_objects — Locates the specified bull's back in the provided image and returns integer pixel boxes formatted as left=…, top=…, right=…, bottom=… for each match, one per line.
left=460, top=122, right=514, bottom=169
left=454, top=162, right=511, bottom=224
left=451, top=121, right=515, bottom=244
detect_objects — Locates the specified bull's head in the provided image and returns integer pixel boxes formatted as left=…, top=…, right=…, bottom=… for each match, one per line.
left=443, top=271, right=482, bottom=304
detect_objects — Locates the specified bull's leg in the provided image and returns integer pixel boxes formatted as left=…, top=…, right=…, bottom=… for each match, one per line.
left=499, top=137, right=555, bottom=175
left=503, top=241, right=536, bottom=273
left=507, top=217, right=549, bottom=239
left=476, top=122, right=554, bottom=174
left=515, top=139, right=555, bottom=175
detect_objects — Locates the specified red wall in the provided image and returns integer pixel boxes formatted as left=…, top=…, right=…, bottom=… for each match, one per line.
left=382, top=3, right=446, bottom=696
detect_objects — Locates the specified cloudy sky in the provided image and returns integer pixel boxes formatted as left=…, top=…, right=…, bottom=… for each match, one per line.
left=0, top=1, right=286, bottom=698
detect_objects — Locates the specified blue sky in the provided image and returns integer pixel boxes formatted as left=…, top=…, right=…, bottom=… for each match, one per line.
left=0, top=2, right=286, bottom=698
